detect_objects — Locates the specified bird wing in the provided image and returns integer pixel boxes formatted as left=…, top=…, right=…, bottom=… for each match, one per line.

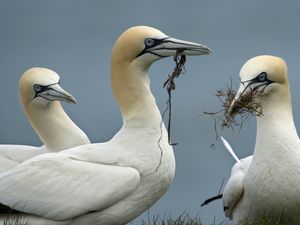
left=0, top=145, right=47, bottom=162
left=0, top=145, right=47, bottom=172
left=223, top=156, right=252, bottom=219
left=0, top=152, right=140, bottom=221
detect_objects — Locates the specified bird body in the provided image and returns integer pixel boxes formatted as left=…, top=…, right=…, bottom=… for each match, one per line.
left=223, top=55, right=300, bottom=224
left=0, top=26, right=210, bottom=225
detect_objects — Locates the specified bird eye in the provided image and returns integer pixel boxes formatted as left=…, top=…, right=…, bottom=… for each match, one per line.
left=257, top=72, right=267, bottom=82
left=33, top=84, right=42, bottom=93
left=144, top=38, right=156, bottom=47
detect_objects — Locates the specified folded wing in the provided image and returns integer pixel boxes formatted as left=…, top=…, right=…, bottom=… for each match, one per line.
left=0, top=152, right=140, bottom=221
left=223, top=156, right=252, bottom=218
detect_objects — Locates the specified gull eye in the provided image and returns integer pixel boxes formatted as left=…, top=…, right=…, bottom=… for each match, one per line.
left=33, top=84, right=42, bottom=93
left=257, top=72, right=267, bottom=82
left=144, top=38, right=156, bottom=47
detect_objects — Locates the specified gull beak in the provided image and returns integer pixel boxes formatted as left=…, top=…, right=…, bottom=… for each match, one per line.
left=146, top=37, right=211, bottom=57
left=38, top=84, right=77, bottom=104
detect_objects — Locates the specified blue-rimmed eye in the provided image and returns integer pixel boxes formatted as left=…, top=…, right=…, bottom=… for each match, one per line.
left=257, top=72, right=267, bottom=82
left=144, top=38, right=156, bottom=47
left=33, top=84, right=42, bottom=93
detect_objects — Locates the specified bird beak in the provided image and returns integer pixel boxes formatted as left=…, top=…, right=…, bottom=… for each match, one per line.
left=140, top=37, right=211, bottom=58
left=228, top=82, right=251, bottom=114
left=38, top=84, right=77, bottom=104
left=159, top=37, right=211, bottom=56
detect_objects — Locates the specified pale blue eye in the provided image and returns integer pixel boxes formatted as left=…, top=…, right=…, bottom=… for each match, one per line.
left=258, top=72, right=267, bottom=82
left=144, top=38, right=156, bottom=47
left=34, top=84, right=42, bottom=92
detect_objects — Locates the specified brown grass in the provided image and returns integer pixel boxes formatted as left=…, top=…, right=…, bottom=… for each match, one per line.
left=204, top=83, right=263, bottom=146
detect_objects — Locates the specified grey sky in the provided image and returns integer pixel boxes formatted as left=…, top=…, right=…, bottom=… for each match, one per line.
left=0, top=1, right=299, bottom=224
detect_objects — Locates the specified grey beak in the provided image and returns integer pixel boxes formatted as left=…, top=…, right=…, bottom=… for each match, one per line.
left=37, top=84, right=77, bottom=104
left=159, top=37, right=211, bottom=56
left=138, top=36, right=211, bottom=58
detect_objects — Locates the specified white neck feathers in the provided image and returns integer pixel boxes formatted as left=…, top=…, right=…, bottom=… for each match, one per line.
left=24, top=101, right=90, bottom=151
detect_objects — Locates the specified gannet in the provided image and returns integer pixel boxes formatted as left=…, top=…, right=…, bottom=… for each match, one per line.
left=0, top=26, right=211, bottom=225
left=222, top=55, right=300, bottom=224
left=0, top=68, right=90, bottom=172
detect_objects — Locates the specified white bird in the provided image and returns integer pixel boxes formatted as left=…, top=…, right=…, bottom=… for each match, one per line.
left=222, top=55, right=300, bottom=224
left=0, top=26, right=211, bottom=225
left=0, top=67, right=90, bottom=172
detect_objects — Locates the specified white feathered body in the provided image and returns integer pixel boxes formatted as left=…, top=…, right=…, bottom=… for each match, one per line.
left=233, top=101, right=300, bottom=224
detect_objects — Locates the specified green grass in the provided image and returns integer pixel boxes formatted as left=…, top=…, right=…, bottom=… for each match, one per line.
left=3, top=212, right=295, bottom=225
left=139, top=211, right=229, bottom=225
left=138, top=211, right=295, bottom=225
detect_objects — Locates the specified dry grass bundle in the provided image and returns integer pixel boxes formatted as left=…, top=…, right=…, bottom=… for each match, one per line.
left=204, top=83, right=263, bottom=146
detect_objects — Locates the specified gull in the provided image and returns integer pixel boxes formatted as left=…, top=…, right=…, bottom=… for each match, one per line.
left=0, top=26, right=211, bottom=225
left=222, top=55, right=300, bottom=224
left=0, top=68, right=90, bottom=172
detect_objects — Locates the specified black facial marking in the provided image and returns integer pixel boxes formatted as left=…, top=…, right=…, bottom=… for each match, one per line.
left=238, top=72, right=273, bottom=97
left=33, top=82, right=59, bottom=99
left=252, top=72, right=268, bottom=83
left=241, top=72, right=273, bottom=88
left=136, top=37, right=170, bottom=58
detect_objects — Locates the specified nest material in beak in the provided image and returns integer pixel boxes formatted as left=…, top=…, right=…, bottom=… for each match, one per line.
left=204, top=83, right=263, bottom=147
left=162, top=50, right=186, bottom=145
left=157, top=50, right=186, bottom=171
left=221, top=87, right=263, bottom=127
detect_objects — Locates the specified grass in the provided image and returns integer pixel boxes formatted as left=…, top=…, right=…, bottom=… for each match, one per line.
left=3, top=212, right=295, bottom=225
left=137, top=211, right=295, bottom=225
left=141, top=212, right=203, bottom=225
left=137, top=211, right=231, bottom=225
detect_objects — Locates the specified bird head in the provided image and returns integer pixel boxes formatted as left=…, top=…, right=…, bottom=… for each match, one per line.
left=111, top=26, right=211, bottom=70
left=228, top=55, right=288, bottom=114
left=19, top=67, right=77, bottom=107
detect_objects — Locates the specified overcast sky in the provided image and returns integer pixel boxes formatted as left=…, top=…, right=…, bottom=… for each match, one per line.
left=0, top=1, right=300, bottom=224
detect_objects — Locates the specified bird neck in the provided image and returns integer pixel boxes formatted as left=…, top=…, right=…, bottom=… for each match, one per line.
left=254, top=84, right=299, bottom=157
left=111, top=60, right=162, bottom=126
left=24, top=101, right=90, bottom=151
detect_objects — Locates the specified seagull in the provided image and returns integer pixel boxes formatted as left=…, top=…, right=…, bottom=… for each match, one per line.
left=0, top=26, right=211, bottom=225
left=222, top=55, right=300, bottom=224
left=0, top=67, right=90, bottom=172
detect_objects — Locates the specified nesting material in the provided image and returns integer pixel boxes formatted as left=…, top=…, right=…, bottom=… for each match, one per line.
left=204, top=84, right=263, bottom=144
left=157, top=51, right=186, bottom=171
left=162, top=50, right=186, bottom=145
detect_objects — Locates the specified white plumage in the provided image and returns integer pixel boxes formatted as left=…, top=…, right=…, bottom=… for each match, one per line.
left=0, top=26, right=210, bottom=225
left=222, top=55, right=300, bottom=224
left=0, top=68, right=90, bottom=172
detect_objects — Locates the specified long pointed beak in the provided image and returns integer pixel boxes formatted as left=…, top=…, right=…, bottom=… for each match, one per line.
left=151, top=37, right=211, bottom=57
left=228, top=82, right=250, bottom=114
left=38, top=84, right=77, bottom=104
